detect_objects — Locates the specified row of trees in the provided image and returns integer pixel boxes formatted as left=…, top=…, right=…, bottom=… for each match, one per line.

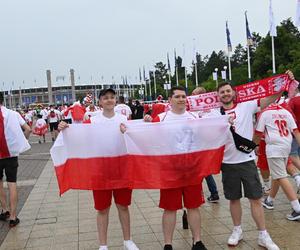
left=144, top=19, right=300, bottom=98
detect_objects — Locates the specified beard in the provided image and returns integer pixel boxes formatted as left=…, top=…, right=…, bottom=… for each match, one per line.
left=220, top=96, right=234, bottom=105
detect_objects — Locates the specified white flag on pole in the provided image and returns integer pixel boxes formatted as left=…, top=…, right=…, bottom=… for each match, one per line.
left=296, top=0, right=300, bottom=27
left=269, top=0, right=277, bottom=37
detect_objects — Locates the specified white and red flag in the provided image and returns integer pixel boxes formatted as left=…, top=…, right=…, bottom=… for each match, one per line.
left=0, top=106, right=31, bottom=159
left=50, top=116, right=229, bottom=195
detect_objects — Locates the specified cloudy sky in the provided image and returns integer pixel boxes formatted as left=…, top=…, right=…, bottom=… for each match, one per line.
left=0, top=0, right=298, bottom=90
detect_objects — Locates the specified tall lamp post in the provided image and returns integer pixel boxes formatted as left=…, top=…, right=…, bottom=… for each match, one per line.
left=222, top=66, right=228, bottom=81
left=213, top=68, right=219, bottom=89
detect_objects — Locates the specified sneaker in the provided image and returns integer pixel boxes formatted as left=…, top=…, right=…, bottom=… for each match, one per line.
left=207, top=194, right=219, bottom=203
left=38, top=140, right=41, bottom=144
left=192, top=241, right=207, bottom=250
left=124, top=240, right=139, bottom=250
left=9, top=218, right=20, bottom=227
left=258, top=233, right=279, bottom=250
left=262, top=197, right=274, bottom=210
left=163, top=245, right=173, bottom=250
left=286, top=210, right=300, bottom=221
left=227, top=228, right=243, bottom=246
left=0, top=210, right=10, bottom=221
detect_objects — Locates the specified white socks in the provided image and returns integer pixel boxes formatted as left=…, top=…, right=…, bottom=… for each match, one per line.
left=291, top=199, right=300, bottom=213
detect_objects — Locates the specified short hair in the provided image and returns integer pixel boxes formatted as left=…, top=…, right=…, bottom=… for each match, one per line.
left=192, top=87, right=206, bottom=95
left=169, top=86, right=186, bottom=97
left=217, top=82, right=233, bottom=92
left=98, top=88, right=116, bottom=99
left=119, top=96, right=125, bottom=103
left=0, top=92, right=3, bottom=105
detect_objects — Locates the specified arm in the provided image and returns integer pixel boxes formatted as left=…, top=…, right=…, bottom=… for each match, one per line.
left=293, top=130, right=300, bottom=147
left=21, top=123, right=31, bottom=139
left=253, top=131, right=262, bottom=146
left=260, top=70, right=295, bottom=110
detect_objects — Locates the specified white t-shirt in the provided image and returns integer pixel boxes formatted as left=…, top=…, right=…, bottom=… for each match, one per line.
left=40, top=109, right=48, bottom=120
left=154, top=110, right=197, bottom=122
left=256, top=106, right=297, bottom=157
left=90, top=112, right=127, bottom=125
left=1, top=106, right=30, bottom=158
left=114, top=104, right=132, bottom=119
left=211, top=100, right=260, bottom=164
left=48, top=109, right=60, bottom=123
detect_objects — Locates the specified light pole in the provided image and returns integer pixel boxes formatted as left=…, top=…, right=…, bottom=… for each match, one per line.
left=213, top=68, right=219, bottom=89
left=223, top=66, right=228, bottom=81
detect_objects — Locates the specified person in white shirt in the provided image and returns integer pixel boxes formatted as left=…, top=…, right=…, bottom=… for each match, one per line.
left=0, top=92, right=31, bottom=227
left=143, top=86, right=207, bottom=250
left=114, top=96, right=132, bottom=120
left=214, top=80, right=285, bottom=250
left=254, top=104, right=300, bottom=221
left=58, top=89, right=139, bottom=250
left=83, top=104, right=101, bottom=121
left=47, top=105, right=61, bottom=142
left=40, top=107, right=48, bottom=124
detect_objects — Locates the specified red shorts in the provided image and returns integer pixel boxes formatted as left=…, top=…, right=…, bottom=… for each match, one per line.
left=93, top=188, right=132, bottom=210
left=257, top=140, right=269, bottom=171
left=159, top=184, right=205, bottom=211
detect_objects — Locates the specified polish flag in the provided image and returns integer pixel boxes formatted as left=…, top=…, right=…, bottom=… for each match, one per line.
left=0, top=106, right=31, bottom=159
left=50, top=116, right=229, bottom=195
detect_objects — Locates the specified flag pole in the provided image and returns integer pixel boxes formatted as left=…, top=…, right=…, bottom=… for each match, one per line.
left=247, top=45, right=251, bottom=80
left=228, top=53, right=232, bottom=81
left=153, top=71, right=157, bottom=98
left=174, top=49, right=179, bottom=86
left=195, top=62, right=198, bottom=87
left=183, top=44, right=188, bottom=91
left=148, top=72, right=152, bottom=100
left=271, top=36, right=276, bottom=74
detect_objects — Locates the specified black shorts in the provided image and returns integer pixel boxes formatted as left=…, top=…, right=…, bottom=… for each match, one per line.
left=221, top=160, right=263, bottom=200
left=63, top=119, right=72, bottom=124
left=49, top=122, right=58, bottom=132
left=0, top=157, right=19, bottom=182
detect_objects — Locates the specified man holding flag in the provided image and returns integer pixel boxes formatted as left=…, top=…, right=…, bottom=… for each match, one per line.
left=0, top=92, right=31, bottom=227
left=213, top=72, right=296, bottom=249
left=144, top=86, right=207, bottom=250
left=58, top=89, right=139, bottom=250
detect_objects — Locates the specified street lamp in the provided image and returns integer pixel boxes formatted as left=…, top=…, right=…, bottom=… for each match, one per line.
left=222, top=66, right=228, bottom=81
left=213, top=68, right=218, bottom=89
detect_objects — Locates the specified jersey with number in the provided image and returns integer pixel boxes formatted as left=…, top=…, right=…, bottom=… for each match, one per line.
left=256, top=104, right=298, bottom=157
left=114, top=104, right=132, bottom=119
left=211, top=100, right=260, bottom=164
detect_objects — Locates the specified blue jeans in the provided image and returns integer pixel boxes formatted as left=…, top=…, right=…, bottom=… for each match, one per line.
left=205, top=175, right=218, bottom=196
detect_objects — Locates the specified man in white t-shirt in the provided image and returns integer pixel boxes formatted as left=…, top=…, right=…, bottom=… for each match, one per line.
left=40, top=107, right=48, bottom=124
left=114, top=96, right=132, bottom=120
left=144, top=86, right=207, bottom=250
left=254, top=104, right=300, bottom=221
left=214, top=80, right=284, bottom=250
left=0, top=92, right=31, bottom=227
left=47, top=106, right=61, bottom=142
left=58, top=89, right=139, bottom=250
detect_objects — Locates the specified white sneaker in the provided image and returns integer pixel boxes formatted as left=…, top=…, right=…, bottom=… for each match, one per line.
left=258, top=233, right=279, bottom=250
left=99, top=246, right=108, bottom=250
left=124, top=240, right=139, bottom=250
left=227, top=228, right=243, bottom=246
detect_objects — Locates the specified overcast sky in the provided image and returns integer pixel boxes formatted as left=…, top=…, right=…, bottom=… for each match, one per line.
left=0, top=0, right=298, bottom=90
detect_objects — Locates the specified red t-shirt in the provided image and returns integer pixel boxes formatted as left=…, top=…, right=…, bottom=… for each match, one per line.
left=289, top=95, right=300, bottom=129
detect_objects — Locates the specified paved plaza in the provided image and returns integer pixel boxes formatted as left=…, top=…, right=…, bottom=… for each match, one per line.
left=0, top=135, right=300, bottom=250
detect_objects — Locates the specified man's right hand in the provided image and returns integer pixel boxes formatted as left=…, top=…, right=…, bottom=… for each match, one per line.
left=58, top=121, right=69, bottom=131
left=144, top=114, right=153, bottom=122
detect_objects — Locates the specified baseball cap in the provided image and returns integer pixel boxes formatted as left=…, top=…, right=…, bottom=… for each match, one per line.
left=98, top=88, right=116, bottom=98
